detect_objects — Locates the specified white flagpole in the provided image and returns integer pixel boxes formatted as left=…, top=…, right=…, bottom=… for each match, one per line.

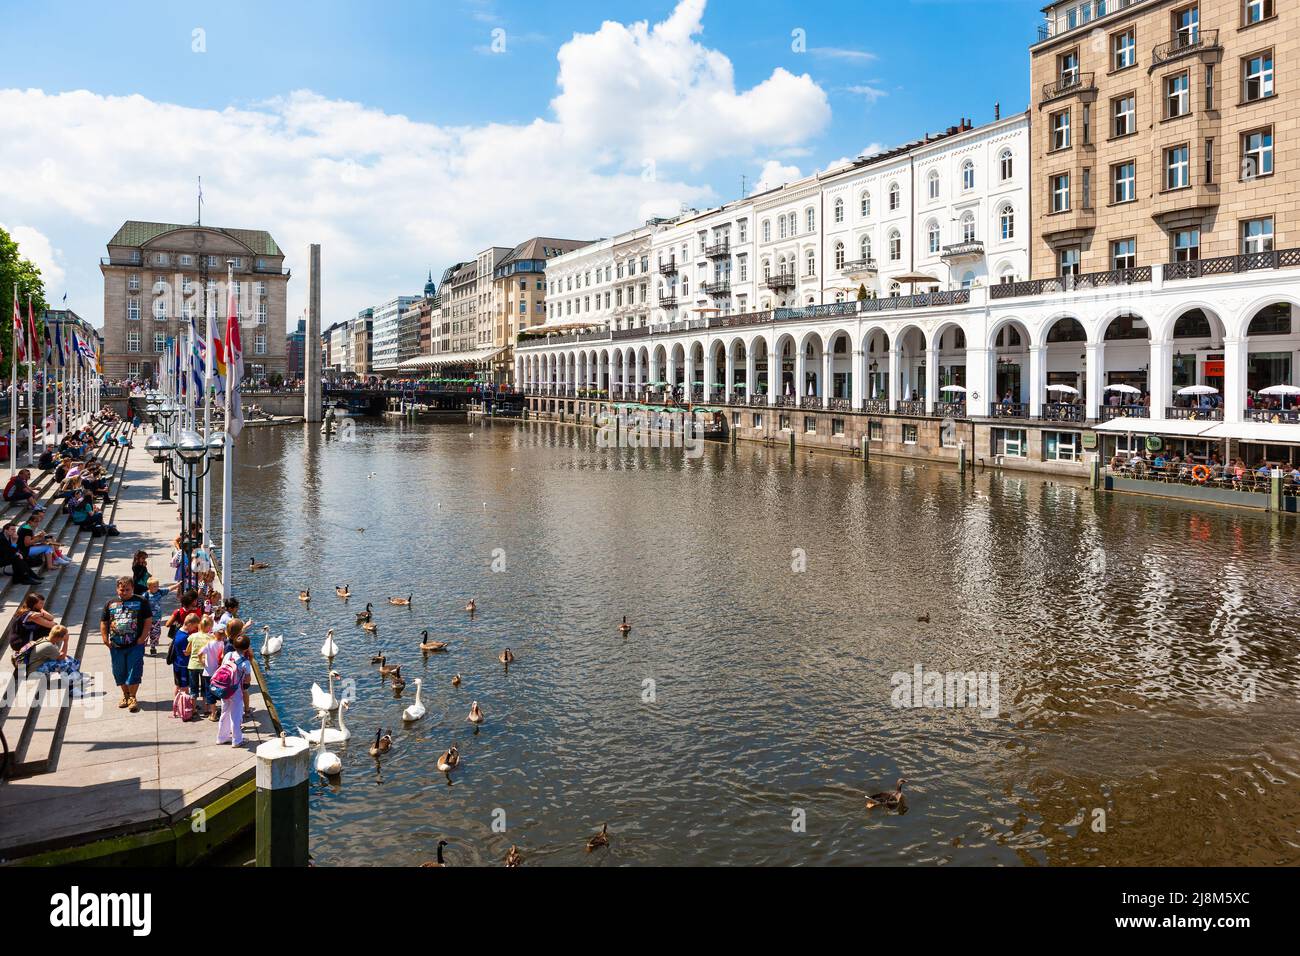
left=221, top=261, right=234, bottom=590
left=26, top=296, right=34, bottom=463
left=9, top=284, right=17, bottom=479
left=202, top=284, right=212, bottom=548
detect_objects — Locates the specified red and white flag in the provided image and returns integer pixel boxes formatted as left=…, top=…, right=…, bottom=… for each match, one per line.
left=225, top=283, right=245, bottom=437
left=26, top=297, right=38, bottom=365
left=11, top=288, right=24, bottom=362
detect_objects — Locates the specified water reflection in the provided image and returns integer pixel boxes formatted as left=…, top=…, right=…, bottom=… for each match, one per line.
left=224, top=418, right=1300, bottom=866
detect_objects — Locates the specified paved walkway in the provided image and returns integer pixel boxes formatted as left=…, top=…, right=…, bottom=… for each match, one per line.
left=0, top=451, right=277, bottom=862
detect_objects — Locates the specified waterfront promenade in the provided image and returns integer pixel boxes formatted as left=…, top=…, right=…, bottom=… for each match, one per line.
left=0, top=448, right=277, bottom=865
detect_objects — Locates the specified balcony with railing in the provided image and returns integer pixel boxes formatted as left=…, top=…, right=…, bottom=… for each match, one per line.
left=1165, top=405, right=1223, bottom=421
left=896, top=400, right=927, bottom=417
left=839, top=257, right=878, bottom=277
left=990, top=266, right=1151, bottom=299
left=658, top=295, right=678, bottom=308
left=701, top=280, right=731, bottom=297
left=764, top=272, right=796, bottom=291
left=861, top=399, right=889, bottom=415
left=1097, top=405, right=1150, bottom=421
left=1040, top=402, right=1086, bottom=423
left=1247, top=407, right=1300, bottom=425
left=704, top=242, right=731, bottom=260
left=1041, top=71, right=1095, bottom=103
left=933, top=401, right=967, bottom=419
left=1165, top=248, right=1300, bottom=281
left=988, top=401, right=1029, bottom=419
left=658, top=259, right=678, bottom=276
left=941, top=241, right=985, bottom=263
left=1152, top=29, right=1219, bottom=68
left=801, top=396, right=823, bottom=410
left=1037, top=0, right=1143, bottom=44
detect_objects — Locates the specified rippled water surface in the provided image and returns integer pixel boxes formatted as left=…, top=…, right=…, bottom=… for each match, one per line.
left=224, top=418, right=1300, bottom=866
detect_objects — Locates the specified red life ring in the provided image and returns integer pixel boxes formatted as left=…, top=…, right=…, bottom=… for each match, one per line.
left=1191, top=464, right=1211, bottom=484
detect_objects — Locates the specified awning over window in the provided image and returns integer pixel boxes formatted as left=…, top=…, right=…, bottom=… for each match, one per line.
left=394, top=347, right=505, bottom=371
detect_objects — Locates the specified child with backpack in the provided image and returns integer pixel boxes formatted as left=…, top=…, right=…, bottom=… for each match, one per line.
left=209, top=627, right=252, bottom=746
left=168, top=613, right=199, bottom=708
left=186, top=615, right=217, bottom=720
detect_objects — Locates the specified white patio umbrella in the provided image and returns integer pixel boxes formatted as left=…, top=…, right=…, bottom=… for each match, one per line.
left=1258, top=384, right=1300, bottom=396
left=1046, top=384, right=1079, bottom=394
left=1177, top=384, right=1219, bottom=396
left=939, top=384, right=967, bottom=393
left=1105, top=383, right=1141, bottom=394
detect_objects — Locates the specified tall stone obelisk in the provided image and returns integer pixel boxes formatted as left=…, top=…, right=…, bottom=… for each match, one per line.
left=305, top=243, right=322, bottom=423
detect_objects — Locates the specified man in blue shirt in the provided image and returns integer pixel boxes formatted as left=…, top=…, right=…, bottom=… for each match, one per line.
left=100, top=575, right=152, bottom=712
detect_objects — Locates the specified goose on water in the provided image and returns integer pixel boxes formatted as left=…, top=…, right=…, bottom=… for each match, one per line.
left=586, top=823, right=610, bottom=852
left=420, top=840, right=449, bottom=867
left=419, top=630, right=448, bottom=653
left=298, top=589, right=311, bottom=603
left=356, top=603, right=374, bottom=625
left=299, top=700, right=351, bottom=745
left=249, top=558, right=270, bottom=571
left=436, top=744, right=460, bottom=773
left=467, top=700, right=484, bottom=726
left=368, top=728, right=393, bottom=757
left=618, top=616, right=631, bottom=636
left=865, top=778, right=907, bottom=810
left=504, top=845, right=523, bottom=867
left=402, top=679, right=426, bottom=722
left=336, top=585, right=351, bottom=599
left=498, top=648, right=515, bottom=665
left=388, top=594, right=412, bottom=607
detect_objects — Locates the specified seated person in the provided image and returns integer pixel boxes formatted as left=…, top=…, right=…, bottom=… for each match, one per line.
left=3, top=469, right=45, bottom=513
left=0, top=522, right=43, bottom=584
left=37, top=446, right=56, bottom=471
left=17, top=519, right=60, bottom=573
left=66, top=488, right=118, bottom=536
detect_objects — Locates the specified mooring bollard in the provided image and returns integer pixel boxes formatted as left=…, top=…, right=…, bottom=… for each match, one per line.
left=1089, top=455, right=1102, bottom=490
left=255, top=733, right=310, bottom=868
left=788, top=429, right=796, bottom=459
left=861, top=432, right=870, bottom=466
left=1271, top=468, right=1282, bottom=512
left=957, top=439, right=966, bottom=474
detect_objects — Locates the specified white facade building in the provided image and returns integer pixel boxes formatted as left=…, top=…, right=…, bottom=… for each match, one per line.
left=650, top=201, right=757, bottom=325
left=370, top=295, right=419, bottom=371
left=545, top=238, right=617, bottom=330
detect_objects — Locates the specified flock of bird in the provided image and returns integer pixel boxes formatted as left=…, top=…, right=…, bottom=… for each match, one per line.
left=253, top=567, right=909, bottom=865
left=253, top=579, right=618, bottom=865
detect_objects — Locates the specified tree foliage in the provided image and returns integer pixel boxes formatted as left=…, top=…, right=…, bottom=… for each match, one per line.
left=0, top=226, right=50, bottom=360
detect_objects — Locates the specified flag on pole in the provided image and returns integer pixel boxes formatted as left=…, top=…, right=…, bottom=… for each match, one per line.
left=53, top=317, right=64, bottom=367
left=11, top=289, right=23, bottom=362
left=225, top=286, right=245, bottom=437
left=26, top=298, right=38, bottom=365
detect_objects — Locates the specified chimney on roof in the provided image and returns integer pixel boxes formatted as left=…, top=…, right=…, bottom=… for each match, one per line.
left=994, top=101, right=1001, bottom=121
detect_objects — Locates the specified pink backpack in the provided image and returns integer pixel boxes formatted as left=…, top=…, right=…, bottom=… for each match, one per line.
left=172, top=686, right=195, bottom=721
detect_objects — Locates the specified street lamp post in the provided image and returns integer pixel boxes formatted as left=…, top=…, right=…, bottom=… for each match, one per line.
left=149, top=427, right=220, bottom=592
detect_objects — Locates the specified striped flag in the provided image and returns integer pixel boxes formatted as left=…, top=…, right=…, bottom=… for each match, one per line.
left=225, top=283, right=245, bottom=437
left=53, top=317, right=64, bottom=368
left=12, top=289, right=23, bottom=362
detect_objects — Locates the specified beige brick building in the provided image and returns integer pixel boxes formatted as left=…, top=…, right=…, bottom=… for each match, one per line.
left=100, top=221, right=289, bottom=381
left=1031, top=0, right=1291, bottom=278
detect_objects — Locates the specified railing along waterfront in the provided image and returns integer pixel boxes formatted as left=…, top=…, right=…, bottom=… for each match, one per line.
left=1097, top=405, right=1150, bottom=421
left=1165, top=406, right=1223, bottom=421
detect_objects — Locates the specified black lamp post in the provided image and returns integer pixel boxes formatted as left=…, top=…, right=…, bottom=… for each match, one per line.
left=149, top=427, right=219, bottom=592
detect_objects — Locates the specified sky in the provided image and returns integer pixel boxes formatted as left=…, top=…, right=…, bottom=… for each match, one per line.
left=0, top=0, right=1040, bottom=331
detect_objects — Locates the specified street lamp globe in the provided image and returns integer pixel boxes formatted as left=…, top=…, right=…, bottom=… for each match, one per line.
left=206, top=431, right=227, bottom=461
left=176, top=428, right=207, bottom=463
left=145, top=431, right=175, bottom=463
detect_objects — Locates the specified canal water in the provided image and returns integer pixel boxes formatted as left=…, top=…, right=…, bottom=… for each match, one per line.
left=224, top=417, right=1300, bottom=866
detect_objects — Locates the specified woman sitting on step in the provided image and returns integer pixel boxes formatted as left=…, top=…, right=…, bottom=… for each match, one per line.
left=65, top=485, right=118, bottom=536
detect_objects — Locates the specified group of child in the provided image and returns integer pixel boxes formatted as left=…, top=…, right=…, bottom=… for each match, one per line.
left=165, top=589, right=254, bottom=746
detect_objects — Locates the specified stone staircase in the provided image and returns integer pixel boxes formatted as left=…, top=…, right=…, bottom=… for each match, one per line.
left=0, top=426, right=134, bottom=778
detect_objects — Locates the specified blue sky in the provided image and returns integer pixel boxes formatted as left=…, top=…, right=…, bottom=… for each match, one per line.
left=0, top=0, right=1041, bottom=328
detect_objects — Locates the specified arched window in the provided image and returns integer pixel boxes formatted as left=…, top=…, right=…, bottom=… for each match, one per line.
left=860, top=235, right=872, bottom=261
left=835, top=291, right=845, bottom=303
left=961, top=270, right=975, bottom=289
left=778, top=216, right=787, bottom=240
left=927, top=170, right=939, bottom=200
left=889, top=280, right=901, bottom=297
left=789, top=212, right=799, bottom=235
left=888, top=182, right=901, bottom=211
left=762, top=258, right=771, bottom=280
left=999, top=204, right=1015, bottom=240
left=777, top=255, right=786, bottom=275
left=999, top=148, right=1014, bottom=182
left=834, top=241, right=845, bottom=270
left=888, top=229, right=902, bottom=261
left=961, top=159, right=975, bottom=191
left=834, top=198, right=844, bottom=223
left=762, top=219, right=771, bottom=243
left=806, top=207, right=816, bottom=233
left=805, top=248, right=816, bottom=276
left=927, top=220, right=941, bottom=254
left=860, top=191, right=871, bottom=216
left=961, top=211, right=976, bottom=243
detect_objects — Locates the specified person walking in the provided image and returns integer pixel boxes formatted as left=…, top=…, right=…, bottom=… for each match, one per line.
left=100, top=575, right=152, bottom=713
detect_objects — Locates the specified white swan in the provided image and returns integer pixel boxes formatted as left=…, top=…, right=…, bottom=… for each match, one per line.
left=402, top=679, right=426, bottom=722
left=299, top=700, right=351, bottom=745
left=313, top=714, right=342, bottom=777
left=320, top=627, right=338, bottom=659
left=261, top=624, right=284, bottom=656
left=310, top=670, right=342, bottom=713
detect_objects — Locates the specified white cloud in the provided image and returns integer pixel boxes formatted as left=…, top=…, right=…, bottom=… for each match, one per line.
left=1, top=222, right=65, bottom=293
left=756, top=160, right=803, bottom=193
left=810, top=47, right=877, bottom=63
left=843, top=84, right=888, bottom=104
left=551, top=0, right=829, bottom=169
left=0, top=0, right=832, bottom=330
left=817, top=142, right=888, bottom=175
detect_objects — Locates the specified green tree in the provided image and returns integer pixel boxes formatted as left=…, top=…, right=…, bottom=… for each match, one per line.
left=0, top=226, right=50, bottom=361
left=856, top=283, right=867, bottom=301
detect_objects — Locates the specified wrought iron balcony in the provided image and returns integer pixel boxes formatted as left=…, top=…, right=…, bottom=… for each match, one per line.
left=988, top=401, right=1028, bottom=419
left=1097, top=405, right=1150, bottom=421
left=749, top=394, right=769, bottom=407
left=861, top=399, right=889, bottom=415
left=801, top=396, right=823, bottom=410
left=1247, top=407, right=1300, bottom=425
left=1040, top=402, right=1085, bottom=422
left=1152, top=29, right=1219, bottom=68
left=764, top=272, right=796, bottom=291
left=704, top=243, right=731, bottom=259
left=658, top=259, right=678, bottom=276
left=658, top=295, right=678, bottom=308
left=933, top=401, right=967, bottom=419
left=1042, top=71, right=1095, bottom=103
left=1165, top=247, right=1300, bottom=281
left=701, top=280, right=731, bottom=297
left=896, top=400, right=926, bottom=417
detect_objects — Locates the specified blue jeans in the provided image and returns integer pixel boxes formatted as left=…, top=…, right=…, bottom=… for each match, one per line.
left=110, top=643, right=145, bottom=686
